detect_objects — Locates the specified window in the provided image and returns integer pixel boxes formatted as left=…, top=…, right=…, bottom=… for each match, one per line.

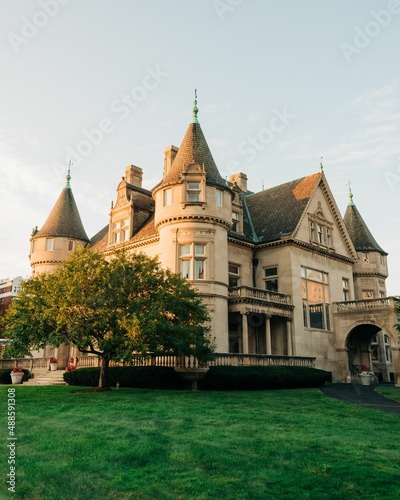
left=187, top=182, right=201, bottom=202
left=308, top=211, right=333, bottom=248
left=112, top=219, right=129, bottom=244
left=342, top=278, right=349, bottom=301
left=362, top=253, right=369, bottom=264
left=228, top=264, right=240, bottom=287
left=45, top=238, right=54, bottom=251
left=232, top=212, right=239, bottom=232
left=264, top=267, right=278, bottom=292
left=68, top=240, right=76, bottom=252
left=384, top=334, right=392, bottom=363
left=216, top=189, right=223, bottom=207
left=180, top=243, right=206, bottom=280
left=301, top=267, right=331, bottom=330
left=163, top=188, right=172, bottom=206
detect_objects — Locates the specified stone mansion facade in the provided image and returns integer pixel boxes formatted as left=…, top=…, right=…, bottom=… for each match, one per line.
left=29, top=98, right=400, bottom=384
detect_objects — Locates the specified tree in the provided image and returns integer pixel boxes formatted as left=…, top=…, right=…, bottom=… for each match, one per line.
left=2, top=247, right=214, bottom=389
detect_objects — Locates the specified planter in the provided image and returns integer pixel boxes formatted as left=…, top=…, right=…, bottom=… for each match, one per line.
left=174, top=367, right=209, bottom=390
left=10, top=372, right=24, bottom=384
left=50, top=363, right=58, bottom=371
left=359, top=373, right=372, bottom=386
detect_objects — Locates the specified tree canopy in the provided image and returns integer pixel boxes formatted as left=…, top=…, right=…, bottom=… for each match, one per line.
left=2, top=247, right=214, bottom=388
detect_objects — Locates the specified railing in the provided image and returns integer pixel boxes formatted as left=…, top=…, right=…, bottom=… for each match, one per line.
left=229, top=286, right=291, bottom=304
left=210, top=353, right=315, bottom=368
left=333, top=296, right=397, bottom=313
left=0, top=354, right=315, bottom=370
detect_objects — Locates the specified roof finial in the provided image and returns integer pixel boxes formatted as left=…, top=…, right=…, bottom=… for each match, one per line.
left=192, top=89, right=199, bottom=124
left=347, top=179, right=354, bottom=206
left=66, top=161, right=72, bottom=189
left=320, top=156, right=324, bottom=172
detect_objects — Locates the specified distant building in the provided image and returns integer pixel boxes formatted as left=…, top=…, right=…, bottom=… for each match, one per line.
left=0, top=276, right=23, bottom=356
left=29, top=96, right=400, bottom=384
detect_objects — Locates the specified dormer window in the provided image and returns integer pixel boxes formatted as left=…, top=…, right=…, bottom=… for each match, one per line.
left=232, top=212, right=239, bottom=232
left=112, top=219, right=129, bottom=244
left=308, top=207, right=333, bottom=249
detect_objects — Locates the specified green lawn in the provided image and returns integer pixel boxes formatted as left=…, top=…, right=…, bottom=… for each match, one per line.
left=1, top=385, right=400, bottom=499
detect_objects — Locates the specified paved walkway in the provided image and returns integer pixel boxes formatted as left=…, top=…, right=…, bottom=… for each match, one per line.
left=320, top=383, right=400, bottom=415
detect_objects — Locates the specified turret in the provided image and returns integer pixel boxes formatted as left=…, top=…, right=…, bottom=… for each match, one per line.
left=343, top=185, right=388, bottom=299
left=30, top=169, right=89, bottom=276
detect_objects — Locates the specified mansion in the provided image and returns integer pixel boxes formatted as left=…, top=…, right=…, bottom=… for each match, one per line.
left=29, top=98, right=400, bottom=384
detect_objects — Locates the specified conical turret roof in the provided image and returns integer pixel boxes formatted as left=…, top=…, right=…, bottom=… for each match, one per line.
left=35, top=174, right=89, bottom=242
left=343, top=191, right=386, bottom=255
left=160, top=94, right=226, bottom=189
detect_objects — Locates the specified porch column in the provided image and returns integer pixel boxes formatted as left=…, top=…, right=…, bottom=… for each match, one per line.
left=265, top=314, right=272, bottom=355
left=242, top=313, right=249, bottom=354
left=286, top=319, right=293, bottom=356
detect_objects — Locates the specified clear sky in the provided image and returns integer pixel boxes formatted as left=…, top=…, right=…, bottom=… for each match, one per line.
left=1, top=0, right=399, bottom=294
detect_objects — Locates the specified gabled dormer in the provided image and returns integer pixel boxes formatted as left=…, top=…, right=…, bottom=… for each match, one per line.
left=108, top=165, right=153, bottom=246
left=343, top=187, right=388, bottom=299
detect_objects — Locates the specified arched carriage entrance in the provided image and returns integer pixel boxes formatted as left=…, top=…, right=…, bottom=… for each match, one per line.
left=346, top=324, right=395, bottom=382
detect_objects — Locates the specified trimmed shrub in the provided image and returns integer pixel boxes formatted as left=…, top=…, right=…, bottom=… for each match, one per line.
left=64, top=366, right=184, bottom=389
left=63, top=365, right=331, bottom=390
left=200, top=366, right=331, bottom=390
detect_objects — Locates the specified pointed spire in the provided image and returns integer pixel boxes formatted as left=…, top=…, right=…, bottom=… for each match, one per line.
left=347, top=180, right=354, bottom=206
left=343, top=187, right=386, bottom=255
left=319, top=157, right=324, bottom=172
left=160, top=93, right=226, bottom=188
left=35, top=174, right=89, bottom=242
left=192, top=89, right=199, bottom=124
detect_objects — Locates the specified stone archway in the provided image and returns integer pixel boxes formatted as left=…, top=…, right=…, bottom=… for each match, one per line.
left=346, top=324, right=384, bottom=379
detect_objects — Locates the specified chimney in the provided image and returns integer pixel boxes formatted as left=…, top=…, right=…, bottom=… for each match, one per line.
left=125, top=165, right=143, bottom=187
left=229, top=172, right=248, bottom=192
left=163, top=145, right=179, bottom=177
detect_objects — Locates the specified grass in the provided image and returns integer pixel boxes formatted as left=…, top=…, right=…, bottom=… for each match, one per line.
left=1, top=386, right=400, bottom=499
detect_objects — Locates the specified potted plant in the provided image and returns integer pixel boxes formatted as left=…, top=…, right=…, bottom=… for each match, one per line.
left=10, top=366, right=24, bottom=385
left=49, top=357, right=58, bottom=371
left=359, top=365, right=374, bottom=386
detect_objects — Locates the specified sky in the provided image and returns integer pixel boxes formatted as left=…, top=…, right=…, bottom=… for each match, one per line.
left=0, top=0, right=399, bottom=295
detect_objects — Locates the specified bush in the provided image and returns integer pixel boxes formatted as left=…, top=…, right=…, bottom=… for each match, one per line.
left=0, top=368, right=31, bottom=384
left=200, top=366, right=331, bottom=390
left=63, top=366, right=184, bottom=389
left=63, top=365, right=331, bottom=391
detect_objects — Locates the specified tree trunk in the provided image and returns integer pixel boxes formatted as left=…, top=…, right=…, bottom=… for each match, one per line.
left=98, top=357, right=110, bottom=390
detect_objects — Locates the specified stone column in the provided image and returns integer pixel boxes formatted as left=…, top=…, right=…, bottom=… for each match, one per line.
left=242, top=313, right=249, bottom=354
left=265, top=314, right=272, bottom=355
left=286, top=319, right=293, bottom=356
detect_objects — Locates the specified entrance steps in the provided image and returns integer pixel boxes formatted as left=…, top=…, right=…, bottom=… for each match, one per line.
left=24, top=369, right=67, bottom=386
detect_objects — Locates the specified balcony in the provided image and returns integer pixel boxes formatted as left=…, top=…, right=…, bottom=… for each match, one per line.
left=228, top=286, right=293, bottom=316
left=333, top=296, right=398, bottom=314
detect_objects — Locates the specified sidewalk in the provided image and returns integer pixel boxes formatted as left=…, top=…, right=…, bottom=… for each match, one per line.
left=320, top=383, right=400, bottom=415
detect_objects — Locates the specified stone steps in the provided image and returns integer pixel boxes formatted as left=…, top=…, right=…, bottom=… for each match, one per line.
left=24, top=369, right=67, bottom=386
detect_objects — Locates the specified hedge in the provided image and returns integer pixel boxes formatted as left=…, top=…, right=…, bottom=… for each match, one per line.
left=63, top=365, right=331, bottom=390
left=200, top=366, right=331, bottom=390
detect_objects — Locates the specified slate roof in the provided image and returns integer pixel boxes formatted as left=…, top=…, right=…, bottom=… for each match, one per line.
left=36, top=186, right=89, bottom=242
left=343, top=203, right=387, bottom=255
left=159, top=122, right=226, bottom=189
left=244, top=173, right=320, bottom=243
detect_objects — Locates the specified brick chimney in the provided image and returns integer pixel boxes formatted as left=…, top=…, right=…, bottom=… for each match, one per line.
left=163, top=145, right=179, bottom=177
left=229, top=172, right=248, bottom=192
left=125, top=165, right=143, bottom=187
